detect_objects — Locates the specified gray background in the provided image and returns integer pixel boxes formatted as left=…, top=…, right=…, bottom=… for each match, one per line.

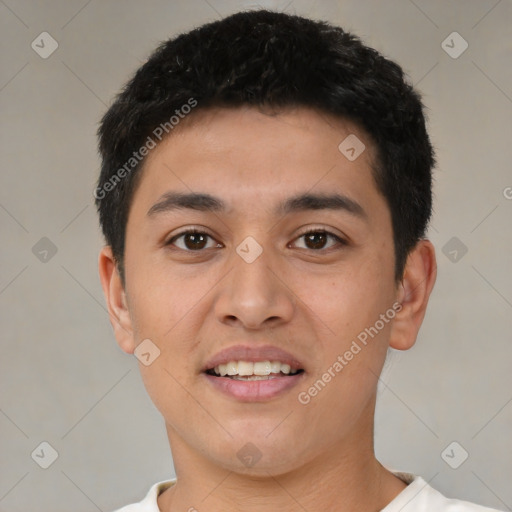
left=1, top=0, right=511, bottom=511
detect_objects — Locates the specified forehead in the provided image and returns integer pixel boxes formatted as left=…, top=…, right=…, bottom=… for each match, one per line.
left=130, top=106, right=381, bottom=218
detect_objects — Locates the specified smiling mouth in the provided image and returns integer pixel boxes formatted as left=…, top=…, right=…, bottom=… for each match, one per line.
left=205, top=360, right=305, bottom=381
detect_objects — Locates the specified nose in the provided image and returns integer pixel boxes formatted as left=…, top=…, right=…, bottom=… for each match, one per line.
left=214, top=245, right=295, bottom=330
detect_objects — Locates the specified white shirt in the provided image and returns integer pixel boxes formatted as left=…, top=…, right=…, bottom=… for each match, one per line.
left=111, top=470, right=503, bottom=511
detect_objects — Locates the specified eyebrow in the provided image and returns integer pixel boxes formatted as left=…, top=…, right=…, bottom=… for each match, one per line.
left=147, top=191, right=367, bottom=219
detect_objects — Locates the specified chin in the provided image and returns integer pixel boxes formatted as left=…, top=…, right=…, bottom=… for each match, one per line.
left=205, top=433, right=309, bottom=476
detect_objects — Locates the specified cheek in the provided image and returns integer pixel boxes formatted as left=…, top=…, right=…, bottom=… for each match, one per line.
left=125, top=272, right=203, bottom=404
left=317, top=257, right=395, bottom=395
left=303, top=260, right=394, bottom=345
left=127, top=264, right=207, bottom=337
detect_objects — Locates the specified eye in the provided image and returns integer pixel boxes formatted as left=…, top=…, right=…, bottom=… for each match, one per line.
left=165, top=227, right=346, bottom=253
left=166, top=228, right=221, bottom=251
left=291, top=229, right=346, bottom=251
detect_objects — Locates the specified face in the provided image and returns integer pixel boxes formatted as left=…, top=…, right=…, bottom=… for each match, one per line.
left=112, top=106, right=404, bottom=475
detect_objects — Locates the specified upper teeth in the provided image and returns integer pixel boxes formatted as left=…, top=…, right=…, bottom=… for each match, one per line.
left=212, top=361, right=299, bottom=376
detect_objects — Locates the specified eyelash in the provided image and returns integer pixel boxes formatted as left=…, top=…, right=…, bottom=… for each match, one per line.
left=165, top=227, right=347, bottom=252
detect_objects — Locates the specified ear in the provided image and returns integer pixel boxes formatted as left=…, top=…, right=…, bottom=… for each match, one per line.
left=98, top=246, right=136, bottom=354
left=389, top=239, right=437, bottom=351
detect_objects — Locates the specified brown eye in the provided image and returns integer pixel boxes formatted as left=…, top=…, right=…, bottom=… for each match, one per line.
left=167, top=230, right=219, bottom=251
left=304, top=232, right=328, bottom=249
left=293, top=230, right=345, bottom=251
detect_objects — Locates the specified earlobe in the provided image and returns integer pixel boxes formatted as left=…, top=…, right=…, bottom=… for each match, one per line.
left=389, top=240, right=437, bottom=351
left=98, top=246, right=136, bottom=354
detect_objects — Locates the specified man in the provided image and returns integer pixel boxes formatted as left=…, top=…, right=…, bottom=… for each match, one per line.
left=95, top=9, right=502, bottom=512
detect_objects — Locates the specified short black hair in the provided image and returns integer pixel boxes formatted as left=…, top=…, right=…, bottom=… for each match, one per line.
left=96, top=9, right=435, bottom=285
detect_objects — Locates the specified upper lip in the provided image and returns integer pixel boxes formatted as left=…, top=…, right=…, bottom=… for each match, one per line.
left=202, top=344, right=305, bottom=372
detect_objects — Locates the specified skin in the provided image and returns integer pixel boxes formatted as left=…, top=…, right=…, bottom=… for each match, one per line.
left=99, top=106, right=436, bottom=512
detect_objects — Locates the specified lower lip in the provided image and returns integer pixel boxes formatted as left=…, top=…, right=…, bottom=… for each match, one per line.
left=203, top=372, right=305, bottom=401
